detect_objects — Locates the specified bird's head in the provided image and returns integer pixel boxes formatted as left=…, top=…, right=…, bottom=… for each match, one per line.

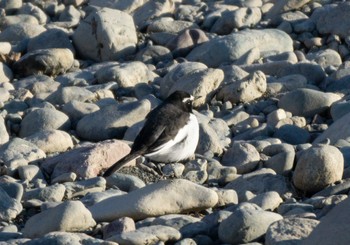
left=166, top=90, right=196, bottom=112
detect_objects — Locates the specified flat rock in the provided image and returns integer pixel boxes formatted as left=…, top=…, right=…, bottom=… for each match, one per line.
left=19, top=108, right=71, bottom=138
left=108, top=225, right=181, bottom=244
left=73, top=8, right=137, bottom=61
left=218, top=203, right=282, bottom=244
left=266, top=217, right=319, bottom=245
left=293, top=145, right=344, bottom=193
left=278, top=88, right=341, bottom=118
left=76, top=99, right=151, bottom=141
left=89, top=179, right=218, bottom=222
left=41, top=139, right=134, bottom=179
left=22, top=201, right=96, bottom=238
left=314, top=112, right=350, bottom=144
left=13, top=48, right=74, bottom=77
left=187, top=29, right=293, bottom=67
left=24, top=129, right=73, bottom=154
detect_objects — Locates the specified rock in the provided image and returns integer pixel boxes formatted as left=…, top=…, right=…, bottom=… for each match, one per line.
left=302, top=196, right=350, bottom=244
left=88, top=0, right=143, bottom=13
left=147, top=18, right=198, bottom=34
left=95, top=61, right=154, bottom=87
left=163, top=68, right=224, bottom=107
left=262, top=143, right=295, bottom=175
left=76, top=98, right=151, bottom=141
left=0, top=0, right=22, bottom=14
left=23, top=184, right=66, bottom=204
left=0, top=62, right=13, bottom=83
left=330, top=100, right=350, bottom=121
left=63, top=177, right=106, bottom=199
left=17, top=165, right=45, bottom=182
left=267, top=74, right=308, bottom=94
left=135, top=45, right=173, bottom=65
left=273, top=124, right=310, bottom=145
left=24, top=130, right=73, bottom=154
left=0, top=116, right=9, bottom=145
left=138, top=214, right=201, bottom=231
left=46, top=86, right=96, bottom=105
left=249, top=191, right=283, bottom=211
left=22, top=201, right=96, bottom=238
left=225, top=168, right=290, bottom=201
left=13, top=48, right=74, bottom=77
left=187, top=29, right=293, bottom=67
left=211, top=7, right=261, bottom=34
left=277, top=62, right=326, bottom=85
left=108, top=225, right=181, bottom=244
left=266, top=217, right=319, bottom=245
left=166, top=29, right=209, bottom=57
left=306, top=49, right=342, bottom=69
left=311, top=2, right=350, bottom=38
left=214, top=188, right=238, bottom=207
left=293, top=145, right=344, bottom=193
left=61, top=100, right=99, bottom=128
left=18, top=3, right=48, bottom=24
left=218, top=203, right=282, bottom=244
left=89, top=179, right=218, bottom=222
left=0, top=186, right=22, bottom=222
left=24, top=232, right=108, bottom=245
left=105, top=173, right=146, bottom=192
left=216, top=70, right=267, bottom=104
left=0, top=23, right=45, bottom=43
left=0, top=138, right=46, bottom=173
left=103, top=216, right=135, bottom=239
left=19, top=108, right=71, bottom=138
left=131, top=0, right=175, bottom=29
left=41, top=139, right=134, bottom=179
left=221, top=142, right=260, bottom=174
left=278, top=88, right=341, bottom=118
left=0, top=15, right=39, bottom=30
left=72, top=8, right=137, bottom=61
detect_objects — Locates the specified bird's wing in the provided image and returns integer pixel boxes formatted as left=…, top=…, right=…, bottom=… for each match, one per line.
left=131, top=103, right=189, bottom=154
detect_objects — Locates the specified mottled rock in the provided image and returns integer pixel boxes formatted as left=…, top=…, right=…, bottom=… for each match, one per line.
left=22, top=201, right=96, bottom=238
left=89, top=179, right=218, bottom=222
left=13, top=48, right=74, bottom=77
left=20, top=108, right=71, bottom=137
left=41, top=139, right=134, bottom=179
left=73, top=8, right=137, bottom=61
left=293, top=145, right=344, bottom=193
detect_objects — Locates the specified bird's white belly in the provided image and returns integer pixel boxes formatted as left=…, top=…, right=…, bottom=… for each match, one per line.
left=145, top=114, right=199, bottom=163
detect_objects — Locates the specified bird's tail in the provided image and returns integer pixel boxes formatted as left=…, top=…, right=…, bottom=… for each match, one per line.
left=102, top=153, right=139, bottom=177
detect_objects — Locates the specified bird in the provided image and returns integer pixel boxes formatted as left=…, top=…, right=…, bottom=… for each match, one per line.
left=103, top=90, right=200, bottom=177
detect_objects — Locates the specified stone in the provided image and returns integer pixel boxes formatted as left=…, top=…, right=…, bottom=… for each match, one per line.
left=273, top=124, right=310, bottom=145
left=293, top=145, right=344, bottom=193
left=138, top=214, right=201, bottom=231
left=211, top=7, right=261, bottom=34
left=105, top=173, right=146, bottom=192
left=18, top=3, right=48, bottom=24
left=88, top=0, right=143, bottom=13
left=13, top=48, right=74, bottom=77
left=23, top=184, right=66, bottom=204
left=108, top=225, right=181, bottom=244
left=187, top=29, right=293, bottom=67
left=63, top=177, right=106, bottom=199
left=61, top=100, right=100, bottom=128
left=216, top=70, right=267, bottom=104
left=0, top=186, right=22, bottom=222
left=0, top=138, right=46, bottom=173
left=222, top=142, right=260, bottom=174
left=89, top=179, right=218, bottom=222
left=311, top=2, right=350, bottom=38
left=135, top=45, right=173, bottom=65
left=76, top=99, right=151, bottom=141
left=218, top=203, right=282, bottom=244
left=24, top=232, right=107, bottom=245
left=267, top=74, right=308, bottom=94
left=147, top=18, right=198, bottom=34
left=162, top=68, right=224, bottom=107
left=0, top=116, right=9, bottom=145
left=41, top=139, right=134, bottom=179
left=214, top=188, right=238, bottom=207
left=24, top=130, right=73, bottom=154
left=306, top=49, right=342, bottom=69
left=0, top=62, right=13, bottom=83
left=17, top=165, right=44, bottom=182
left=330, top=100, right=350, bottom=121
left=278, top=88, right=341, bottom=118
left=0, top=23, right=45, bottom=43
left=249, top=191, right=283, bottom=211
left=0, top=15, right=39, bottom=29
left=72, top=8, right=137, bottom=61
left=262, top=143, right=295, bottom=175
left=19, top=108, right=71, bottom=138
left=22, top=201, right=96, bottom=238
left=103, top=216, right=135, bottom=239
left=46, top=86, right=96, bottom=105
left=277, top=62, right=326, bottom=85
left=302, top=196, right=350, bottom=244
left=95, top=61, right=154, bottom=87
left=266, top=217, right=319, bottom=245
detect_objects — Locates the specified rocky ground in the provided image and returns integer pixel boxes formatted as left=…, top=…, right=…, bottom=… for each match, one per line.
left=0, top=0, right=350, bottom=244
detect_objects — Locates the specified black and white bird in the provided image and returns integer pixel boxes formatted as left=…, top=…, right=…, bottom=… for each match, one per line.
left=103, top=90, right=200, bottom=177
